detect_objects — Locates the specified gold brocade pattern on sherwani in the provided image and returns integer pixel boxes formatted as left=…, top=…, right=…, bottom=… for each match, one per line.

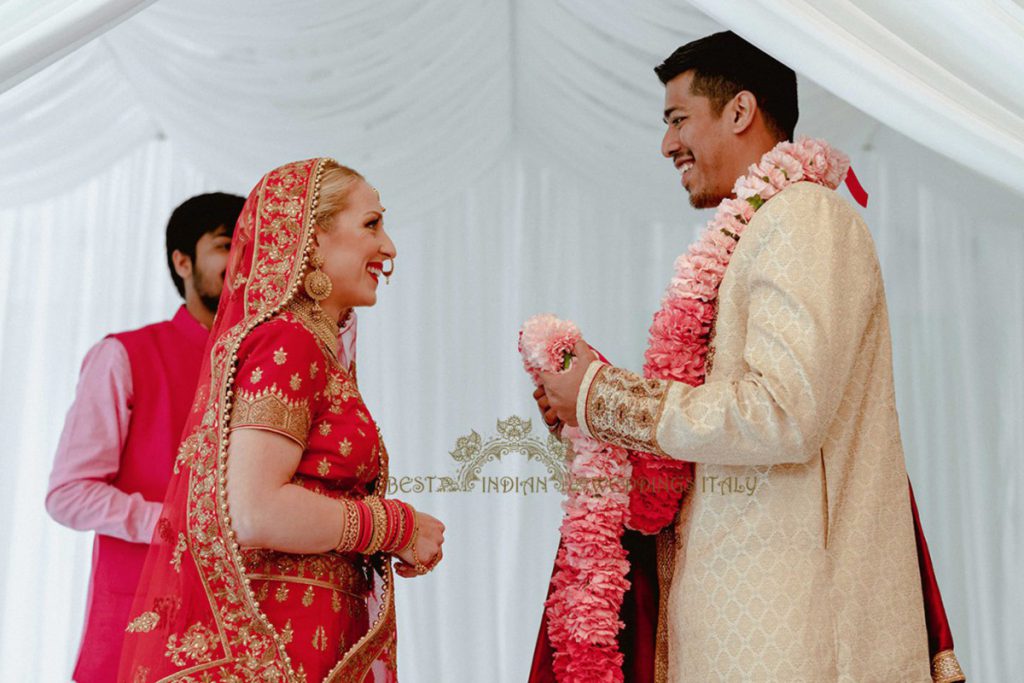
left=653, top=183, right=932, bottom=681
left=230, top=384, right=313, bottom=447
left=584, top=365, right=670, bottom=455
left=931, top=649, right=966, bottom=682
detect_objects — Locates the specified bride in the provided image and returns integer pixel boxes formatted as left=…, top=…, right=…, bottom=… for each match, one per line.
left=118, top=158, right=444, bottom=682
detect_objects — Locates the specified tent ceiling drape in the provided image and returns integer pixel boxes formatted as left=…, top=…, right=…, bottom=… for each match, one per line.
left=0, top=0, right=153, bottom=92
left=2, top=0, right=1022, bottom=209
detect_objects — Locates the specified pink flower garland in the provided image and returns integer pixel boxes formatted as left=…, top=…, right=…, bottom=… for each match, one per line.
left=644, top=137, right=849, bottom=382
left=519, top=314, right=632, bottom=683
left=520, top=138, right=851, bottom=682
left=631, top=137, right=850, bottom=532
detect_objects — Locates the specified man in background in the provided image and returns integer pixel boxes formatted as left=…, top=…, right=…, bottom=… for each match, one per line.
left=46, top=192, right=245, bottom=682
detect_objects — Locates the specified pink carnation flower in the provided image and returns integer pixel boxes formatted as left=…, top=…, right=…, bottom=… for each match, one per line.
left=519, top=314, right=581, bottom=376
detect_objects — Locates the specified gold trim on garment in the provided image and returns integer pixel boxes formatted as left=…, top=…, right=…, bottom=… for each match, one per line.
left=285, top=295, right=341, bottom=363
left=931, top=648, right=966, bottom=682
left=584, top=365, right=671, bottom=455
left=654, top=524, right=677, bottom=683
left=242, top=548, right=370, bottom=598
left=229, top=385, right=313, bottom=447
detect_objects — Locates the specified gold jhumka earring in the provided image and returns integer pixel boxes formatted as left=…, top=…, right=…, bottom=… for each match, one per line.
left=304, top=249, right=332, bottom=302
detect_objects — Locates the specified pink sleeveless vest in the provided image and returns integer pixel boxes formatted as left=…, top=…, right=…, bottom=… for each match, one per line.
left=73, top=306, right=207, bottom=682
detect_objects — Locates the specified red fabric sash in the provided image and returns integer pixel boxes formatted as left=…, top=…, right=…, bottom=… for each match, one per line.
left=845, top=166, right=869, bottom=207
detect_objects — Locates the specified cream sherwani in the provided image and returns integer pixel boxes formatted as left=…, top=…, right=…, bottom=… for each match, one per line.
left=577, top=182, right=931, bottom=682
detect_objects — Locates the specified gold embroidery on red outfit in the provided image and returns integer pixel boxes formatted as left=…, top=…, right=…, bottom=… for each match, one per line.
left=164, top=622, right=216, bottom=667
left=125, top=611, right=159, bottom=633
left=230, top=384, right=312, bottom=447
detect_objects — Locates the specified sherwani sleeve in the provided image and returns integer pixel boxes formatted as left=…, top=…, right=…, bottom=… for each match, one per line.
left=578, top=185, right=880, bottom=466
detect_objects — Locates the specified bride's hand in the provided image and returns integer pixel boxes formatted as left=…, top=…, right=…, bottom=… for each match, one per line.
left=394, top=510, right=444, bottom=578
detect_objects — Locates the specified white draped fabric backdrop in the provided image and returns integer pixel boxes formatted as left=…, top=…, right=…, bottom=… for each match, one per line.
left=1, top=1, right=1021, bottom=681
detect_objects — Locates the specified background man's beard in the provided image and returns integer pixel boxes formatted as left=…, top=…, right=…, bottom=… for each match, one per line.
left=199, top=292, right=221, bottom=314
left=192, top=267, right=224, bottom=314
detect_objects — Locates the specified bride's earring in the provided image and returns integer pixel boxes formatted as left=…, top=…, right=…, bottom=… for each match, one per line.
left=381, top=257, right=394, bottom=285
left=304, top=249, right=332, bottom=302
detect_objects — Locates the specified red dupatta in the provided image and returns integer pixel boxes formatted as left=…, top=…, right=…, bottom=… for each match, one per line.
left=118, top=159, right=397, bottom=682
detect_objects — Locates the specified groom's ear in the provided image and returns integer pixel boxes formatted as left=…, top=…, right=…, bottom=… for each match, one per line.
left=727, top=90, right=758, bottom=135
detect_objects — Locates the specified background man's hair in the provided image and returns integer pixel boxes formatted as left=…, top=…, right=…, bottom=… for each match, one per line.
left=654, top=31, right=798, bottom=141
left=165, top=192, right=246, bottom=297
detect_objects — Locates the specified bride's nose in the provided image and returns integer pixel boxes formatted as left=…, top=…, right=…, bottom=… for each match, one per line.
left=379, top=230, right=397, bottom=259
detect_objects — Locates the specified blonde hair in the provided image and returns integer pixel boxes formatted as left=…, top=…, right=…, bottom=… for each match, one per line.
left=313, top=160, right=364, bottom=228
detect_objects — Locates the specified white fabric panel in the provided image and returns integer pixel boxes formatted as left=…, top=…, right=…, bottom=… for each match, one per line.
left=0, top=0, right=153, bottom=91
left=687, top=0, right=1024, bottom=195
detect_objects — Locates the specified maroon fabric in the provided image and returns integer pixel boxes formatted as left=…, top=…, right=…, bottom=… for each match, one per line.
left=527, top=547, right=558, bottom=683
left=73, top=308, right=206, bottom=683
left=528, top=531, right=659, bottom=683
left=908, top=480, right=956, bottom=660
left=618, top=530, right=658, bottom=683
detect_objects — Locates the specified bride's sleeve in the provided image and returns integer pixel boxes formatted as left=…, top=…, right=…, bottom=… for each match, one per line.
left=229, top=319, right=329, bottom=449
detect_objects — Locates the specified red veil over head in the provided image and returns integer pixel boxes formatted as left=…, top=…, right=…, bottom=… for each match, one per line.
left=118, top=159, right=397, bottom=682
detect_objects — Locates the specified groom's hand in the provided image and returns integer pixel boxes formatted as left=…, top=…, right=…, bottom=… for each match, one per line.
left=533, top=386, right=562, bottom=435
left=539, top=340, right=598, bottom=428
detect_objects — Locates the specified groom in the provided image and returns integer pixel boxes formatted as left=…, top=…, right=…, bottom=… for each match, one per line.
left=532, top=32, right=964, bottom=682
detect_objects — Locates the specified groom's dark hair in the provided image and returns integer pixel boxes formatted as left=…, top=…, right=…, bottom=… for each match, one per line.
left=655, top=31, right=798, bottom=142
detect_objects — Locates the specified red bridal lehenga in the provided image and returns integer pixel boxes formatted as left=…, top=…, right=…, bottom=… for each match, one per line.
left=119, top=159, right=398, bottom=682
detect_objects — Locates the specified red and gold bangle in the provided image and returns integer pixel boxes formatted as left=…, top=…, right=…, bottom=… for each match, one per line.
left=339, top=498, right=418, bottom=556
left=334, top=500, right=361, bottom=552
left=353, top=500, right=373, bottom=553
left=395, top=501, right=416, bottom=552
left=379, top=499, right=398, bottom=551
left=364, top=497, right=388, bottom=555
left=385, top=500, right=407, bottom=550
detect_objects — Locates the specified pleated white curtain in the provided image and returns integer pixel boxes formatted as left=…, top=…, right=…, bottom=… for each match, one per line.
left=1, top=0, right=1021, bottom=681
